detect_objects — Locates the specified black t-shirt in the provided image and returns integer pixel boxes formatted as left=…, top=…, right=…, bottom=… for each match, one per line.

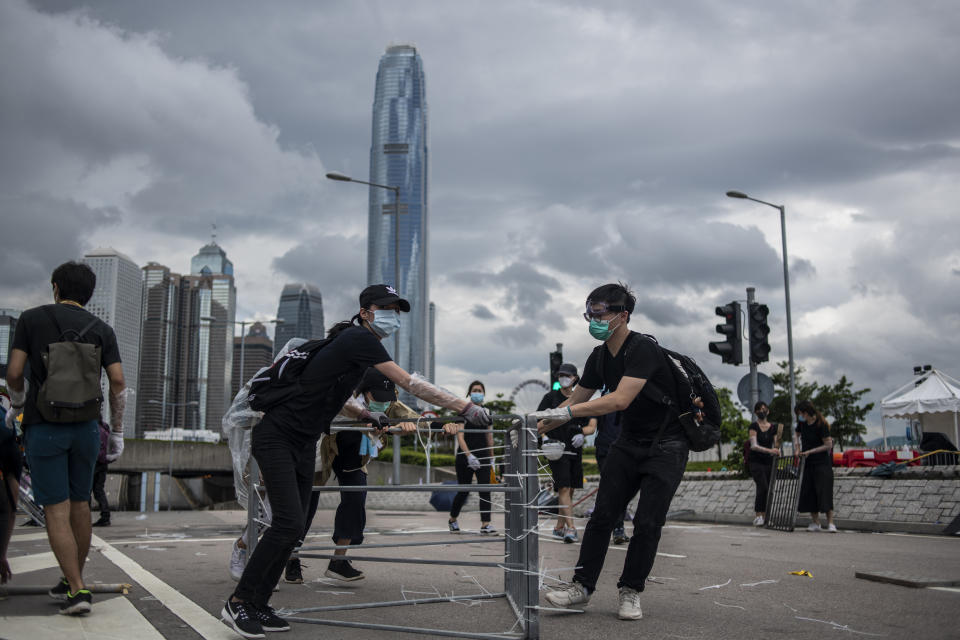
left=579, top=332, right=682, bottom=442
left=262, top=325, right=391, bottom=443
left=11, top=304, right=121, bottom=427
left=748, top=422, right=778, bottom=463
left=460, top=409, right=490, bottom=456
left=796, top=420, right=832, bottom=466
left=536, top=389, right=592, bottom=449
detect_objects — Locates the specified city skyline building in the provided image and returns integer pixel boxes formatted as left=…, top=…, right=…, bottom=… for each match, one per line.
left=232, top=322, right=273, bottom=397
left=137, top=262, right=182, bottom=436
left=273, top=282, right=324, bottom=356
left=82, top=248, right=143, bottom=433
left=368, top=43, right=430, bottom=397
left=0, top=309, right=20, bottom=380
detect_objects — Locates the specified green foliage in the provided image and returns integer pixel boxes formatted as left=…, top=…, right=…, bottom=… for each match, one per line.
left=715, top=386, right=750, bottom=463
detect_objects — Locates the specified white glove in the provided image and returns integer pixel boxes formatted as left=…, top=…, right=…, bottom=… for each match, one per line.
left=105, top=432, right=124, bottom=462
left=4, top=407, right=18, bottom=431
left=571, top=433, right=585, bottom=449
left=466, top=453, right=481, bottom=470
left=460, top=403, right=492, bottom=427
left=529, top=407, right=570, bottom=422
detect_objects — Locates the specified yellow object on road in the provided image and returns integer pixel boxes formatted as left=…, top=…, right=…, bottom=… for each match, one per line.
left=789, top=570, right=813, bottom=577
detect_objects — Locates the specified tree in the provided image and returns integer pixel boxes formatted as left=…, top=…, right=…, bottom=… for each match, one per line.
left=715, top=386, right=749, bottom=462
left=769, top=361, right=819, bottom=427
left=814, top=376, right=873, bottom=451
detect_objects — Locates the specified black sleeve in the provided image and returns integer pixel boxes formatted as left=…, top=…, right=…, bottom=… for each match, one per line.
left=622, top=337, right=660, bottom=380
left=579, top=349, right=602, bottom=390
left=748, top=422, right=759, bottom=435
left=100, top=324, right=122, bottom=368
left=536, top=392, right=553, bottom=412
left=819, top=422, right=832, bottom=441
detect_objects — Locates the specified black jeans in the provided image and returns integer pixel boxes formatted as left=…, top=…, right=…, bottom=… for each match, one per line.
left=233, top=420, right=316, bottom=607
left=90, top=462, right=109, bottom=517
left=595, top=449, right=624, bottom=530
left=450, top=456, right=492, bottom=523
left=574, top=438, right=688, bottom=593
left=749, top=457, right=773, bottom=512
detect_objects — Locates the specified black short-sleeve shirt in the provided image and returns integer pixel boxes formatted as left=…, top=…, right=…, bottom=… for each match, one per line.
left=796, top=420, right=832, bottom=466
left=536, top=389, right=592, bottom=449
left=460, top=417, right=490, bottom=456
left=263, top=325, right=391, bottom=443
left=12, top=304, right=122, bottom=427
left=749, top=422, right=778, bottom=464
left=579, top=332, right=682, bottom=442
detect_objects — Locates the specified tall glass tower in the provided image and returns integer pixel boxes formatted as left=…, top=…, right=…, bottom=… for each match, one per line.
left=368, top=44, right=429, bottom=388
left=274, top=283, right=324, bottom=355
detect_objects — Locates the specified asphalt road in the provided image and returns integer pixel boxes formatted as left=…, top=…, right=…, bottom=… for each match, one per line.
left=3, top=508, right=958, bottom=639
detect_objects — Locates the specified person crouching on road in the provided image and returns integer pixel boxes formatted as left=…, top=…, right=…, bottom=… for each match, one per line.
left=531, top=283, right=689, bottom=622
left=285, top=367, right=419, bottom=584
left=221, top=284, right=492, bottom=640
left=448, top=381, right=497, bottom=535
left=535, top=363, right=596, bottom=543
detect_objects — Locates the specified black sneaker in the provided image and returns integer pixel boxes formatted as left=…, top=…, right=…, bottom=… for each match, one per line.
left=325, top=559, right=364, bottom=582
left=49, top=577, right=70, bottom=601
left=92, top=515, right=111, bottom=527
left=284, top=557, right=303, bottom=584
left=59, top=589, right=92, bottom=615
left=479, top=523, right=497, bottom=535
left=448, top=520, right=460, bottom=533
left=220, top=600, right=265, bottom=639
left=612, top=528, right=630, bottom=545
left=254, top=605, right=290, bottom=632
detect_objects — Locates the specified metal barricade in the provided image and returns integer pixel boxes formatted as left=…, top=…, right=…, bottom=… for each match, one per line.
left=246, top=414, right=541, bottom=639
left=764, top=455, right=806, bottom=532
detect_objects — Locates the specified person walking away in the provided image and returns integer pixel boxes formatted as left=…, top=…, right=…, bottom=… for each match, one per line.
left=531, top=283, right=691, bottom=622
left=448, top=381, right=497, bottom=535
left=221, top=284, right=491, bottom=639
left=747, top=401, right=782, bottom=526
left=5, top=261, right=126, bottom=615
left=794, top=400, right=836, bottom=532
left=535, top=363, right=596, bottom=543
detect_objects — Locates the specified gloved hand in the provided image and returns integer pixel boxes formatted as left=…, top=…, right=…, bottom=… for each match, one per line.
left=460, top=402, right=492, bottom=427
left=359, top=409, right=391, bottom=431
left=105, top=432, right=125, bottom=462
left=571, top=433, right=585, bottom=449
left=466, top=453, right=481, bottom=470
left=529, top=407, right=570, bottom=422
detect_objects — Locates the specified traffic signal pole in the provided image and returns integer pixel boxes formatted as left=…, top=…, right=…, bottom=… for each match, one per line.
left=747, top=287, right=759, bottom=419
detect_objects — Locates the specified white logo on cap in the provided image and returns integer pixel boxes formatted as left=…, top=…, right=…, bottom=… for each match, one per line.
left=386, top=286, right=397, bottom=295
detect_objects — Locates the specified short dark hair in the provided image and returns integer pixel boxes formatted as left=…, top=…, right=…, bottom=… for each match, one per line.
left=51, top=261, right=96, bottom=306
left=587, top=282, right=636, bottom=317
left=754, top=401, right=769, bottom=413
left=467, top=380, right=486, bottom=396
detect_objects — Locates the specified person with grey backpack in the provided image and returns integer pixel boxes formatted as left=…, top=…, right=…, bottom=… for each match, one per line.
left=5, top=261, right=126, bottom=616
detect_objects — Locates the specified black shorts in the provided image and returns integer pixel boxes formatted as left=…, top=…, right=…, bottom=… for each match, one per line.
left=548, top=448, right=583, bottom=489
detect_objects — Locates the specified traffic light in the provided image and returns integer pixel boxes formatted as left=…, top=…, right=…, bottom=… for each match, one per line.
left=748, top=302, right=770, bottom=364
left=709, top=302, right=742, bottom=365
left=549, top=345, right=563, bottom=390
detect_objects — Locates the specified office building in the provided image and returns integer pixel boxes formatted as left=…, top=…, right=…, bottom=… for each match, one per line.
left=273, top=283, right=324, bottom=356
left=368, top=44, right=429, bottom=399
left=232, top=322, right=273, bottom=397
left=82, top=248, right=143, bottom=433
left=0, top=309, right=20, bottom=379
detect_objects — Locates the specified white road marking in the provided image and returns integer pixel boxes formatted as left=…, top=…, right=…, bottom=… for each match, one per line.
left=9, top=550, right=58, bottom=574
left=92, top=534, right=237, bottom=640
left=928, top=586, right=960, bottom=594
left=10, top=531, right=49, bottom=542
left=0, top=595, right=166, bottom=640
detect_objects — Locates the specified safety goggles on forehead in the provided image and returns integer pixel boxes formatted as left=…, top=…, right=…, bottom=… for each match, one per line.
left=583, top=300, right=627, bottom=321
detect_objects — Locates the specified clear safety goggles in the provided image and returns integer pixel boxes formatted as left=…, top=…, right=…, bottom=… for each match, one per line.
left=583, top=300, right=627, bottom=321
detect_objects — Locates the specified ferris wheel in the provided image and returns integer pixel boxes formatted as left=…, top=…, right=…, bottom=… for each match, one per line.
left=509, top=379, right=551, bottom=415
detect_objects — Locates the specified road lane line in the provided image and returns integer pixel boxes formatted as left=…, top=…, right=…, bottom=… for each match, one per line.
left=9, top=551, right=58, bottom=574
left=92, top=534, right=236, bottom=640
left=1, top=594, right=166, bottom=640
left=10, top=532, right=49, bottom=542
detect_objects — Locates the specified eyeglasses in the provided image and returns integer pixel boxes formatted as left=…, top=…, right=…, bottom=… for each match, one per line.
left=583, top=301, right=627, bottom=321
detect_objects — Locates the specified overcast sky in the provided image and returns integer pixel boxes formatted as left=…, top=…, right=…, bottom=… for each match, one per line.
left=2, top=0, right=958, bottom=438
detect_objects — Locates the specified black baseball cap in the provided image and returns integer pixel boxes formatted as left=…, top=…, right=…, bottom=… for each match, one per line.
left=359, top=284, right=410, bottom=312
left=558, top=363, right=578, bottom=378
left=356, top=368, right=396, bottom=401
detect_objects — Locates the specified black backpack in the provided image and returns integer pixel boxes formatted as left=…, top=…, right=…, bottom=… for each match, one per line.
left=247, top=338, right=332, bottom=412
left=37, top=307, right=104, bottom=423
left=595, top=332, right=722, bottom=452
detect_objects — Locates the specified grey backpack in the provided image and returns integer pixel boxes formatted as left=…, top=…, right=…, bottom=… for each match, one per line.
left=37, top=307, right=103, bottom=423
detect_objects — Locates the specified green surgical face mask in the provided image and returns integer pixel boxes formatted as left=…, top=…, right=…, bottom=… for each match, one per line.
left=589, top=317, right=620, bottom=341
left=368, top=400, right=391, bottom=413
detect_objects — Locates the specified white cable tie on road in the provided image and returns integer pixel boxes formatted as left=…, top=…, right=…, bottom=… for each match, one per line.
left=795, top=616, right=887, bottom=636
left=714, top=601, right=746, bottom=610
left=740, top=579, right=779, bottom=587
left=699, top=578, right=732, bottom=590
left=783, top=603, right=799, bottom=612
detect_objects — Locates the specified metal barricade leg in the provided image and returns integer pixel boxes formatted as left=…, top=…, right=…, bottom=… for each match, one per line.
left=521, top=416, right=540, bottom=639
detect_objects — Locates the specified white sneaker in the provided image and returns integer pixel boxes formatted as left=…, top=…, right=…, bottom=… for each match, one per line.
left=544, top=582, right=591, bottom=608
left=826, top=523, right=838, bottom=533
left=807, top=523, right=822, bottom=532
left=753, top=516, right=764, bottom=526
left=230, top=540, right=246, bottom=581
left=617, top=587, right=643, bottom=620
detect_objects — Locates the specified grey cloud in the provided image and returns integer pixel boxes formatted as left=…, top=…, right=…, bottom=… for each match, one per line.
left=471, top=304, right=496, bottom=320
left=634, top=296, right=700, bottom=327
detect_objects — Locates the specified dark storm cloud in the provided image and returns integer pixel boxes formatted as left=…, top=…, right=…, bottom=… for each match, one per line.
left=471, top=304, right=496, bottom=320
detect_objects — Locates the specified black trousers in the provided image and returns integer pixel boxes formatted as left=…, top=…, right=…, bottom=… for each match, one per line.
left=574, top=438, right=688, bottom=593
left=595, top=449, right=625, bottom=530
left=233, top=420, right=316, bottom=607
left=90, top=462, right=109, bottom=517
left=450, top=456, right=492, bottom=523
left=297, top=434, right=368, bottom=548
left=749, top=457, right=773, bottom=512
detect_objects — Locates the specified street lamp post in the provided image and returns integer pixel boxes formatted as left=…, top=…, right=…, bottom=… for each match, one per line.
left=326, top=170, right=403, bottom=485
left=726, top=190, right=797, bottom=422
left=147, top=398, right=199, bottom=510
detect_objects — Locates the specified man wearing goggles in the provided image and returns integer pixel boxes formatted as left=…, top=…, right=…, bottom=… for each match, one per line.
left=530, top=283, right=689, bottom=622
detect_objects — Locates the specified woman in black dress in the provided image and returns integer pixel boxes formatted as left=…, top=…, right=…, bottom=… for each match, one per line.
left=794, top=400, right=836, bottom=532
left=747, top=401, right=782, bottom=526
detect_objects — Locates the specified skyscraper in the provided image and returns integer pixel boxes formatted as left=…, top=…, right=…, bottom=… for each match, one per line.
left=0, top=309, right=20, bottom=379
left=368, top=44, right=429, bottom=393
left=82, top=248, right=143, bottom=433
left=232, top=322, right=273, bottom=397
left=137, top=262, right=181, bottom=435
left=273, top=283, right=324, bottom=356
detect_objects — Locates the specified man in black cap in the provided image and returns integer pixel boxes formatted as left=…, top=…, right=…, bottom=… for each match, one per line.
left=535, top=363, right=596, bottom=543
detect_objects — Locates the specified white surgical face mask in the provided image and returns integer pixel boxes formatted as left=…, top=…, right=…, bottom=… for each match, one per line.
left=558, top=376, right=575, bottom=389
left=369, top=309, right=401, bottom=338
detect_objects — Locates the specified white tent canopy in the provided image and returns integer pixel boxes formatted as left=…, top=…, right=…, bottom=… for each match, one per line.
left=881, top=368, right=960, bottom=448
